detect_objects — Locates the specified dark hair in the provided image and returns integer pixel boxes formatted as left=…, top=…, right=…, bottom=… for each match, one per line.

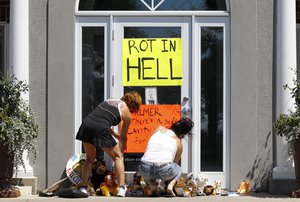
left=171, top=118, right=194, bottom=136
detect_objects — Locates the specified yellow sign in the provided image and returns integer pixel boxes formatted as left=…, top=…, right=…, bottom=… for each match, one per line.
left=122, top=38, right=183, bottom=86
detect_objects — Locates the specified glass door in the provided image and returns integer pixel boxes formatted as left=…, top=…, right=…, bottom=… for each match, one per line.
left=75, top=17, right=111, bottom=157
left=113, top=17, right=191, bottom=173
left=193, top=17, right=230, bottom=187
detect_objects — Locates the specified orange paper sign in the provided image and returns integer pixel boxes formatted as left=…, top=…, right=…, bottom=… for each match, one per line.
left=125, top=104, right=181, bottom=153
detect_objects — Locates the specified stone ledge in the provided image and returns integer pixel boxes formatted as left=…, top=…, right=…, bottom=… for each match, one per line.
left=268, top=176, right=300, bottom=195
left=12, top=177, right=38, bottom=195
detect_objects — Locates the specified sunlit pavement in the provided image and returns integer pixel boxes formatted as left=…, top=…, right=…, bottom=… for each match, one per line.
left=0, top=193, right=296, bottom=202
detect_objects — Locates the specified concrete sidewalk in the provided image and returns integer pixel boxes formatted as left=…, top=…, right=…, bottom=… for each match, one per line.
left=0, top=193, right=296, bottom=202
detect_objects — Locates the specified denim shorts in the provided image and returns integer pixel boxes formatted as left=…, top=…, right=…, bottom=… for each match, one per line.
left=138, top=161, right=182, bottom=182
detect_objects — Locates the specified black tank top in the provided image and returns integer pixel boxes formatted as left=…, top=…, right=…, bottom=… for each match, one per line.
left=97, top=99, right=122, bottom=126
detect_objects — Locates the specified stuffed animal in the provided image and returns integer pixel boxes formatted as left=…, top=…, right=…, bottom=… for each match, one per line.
left=195, top=173, right=208, bottom=196
left=237, top=180, right=251, bottom=195
left=131, top=172, right=146, bottom=197
left=213, top=180, right=222, bottom=195
left=185, top=173, right=198, bottom=197
left=132, top=172, right=146, bottom=190
left=204, top=185, right=214, bottom=196
left=126, top=172, right=155, bottom=197
left=98, top=172, right=118, bottom=196
left=174, top=173, right=197, bottom=197
left=90, top=159, right=110, bottom=193
left=155, top=179, right=166, bottom=196
left=174, top=177, right=186, bottom=196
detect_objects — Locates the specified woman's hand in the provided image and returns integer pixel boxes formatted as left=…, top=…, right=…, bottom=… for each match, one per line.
left=110, top=128, right=120, bottom=140
left=119, top=141, right=127, bottom=153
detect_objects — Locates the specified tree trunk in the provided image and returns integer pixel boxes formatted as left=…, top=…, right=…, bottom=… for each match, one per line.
left=294, top=138, right=300, bottom=180
left=0, top=141, right=14, bottom=189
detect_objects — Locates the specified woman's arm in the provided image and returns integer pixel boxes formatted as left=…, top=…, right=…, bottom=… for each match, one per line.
left=119, top=104, right=132, bottom=152
left=173, top=138, right=183, bottom=164
left=110, top=128, right=120, bottom=140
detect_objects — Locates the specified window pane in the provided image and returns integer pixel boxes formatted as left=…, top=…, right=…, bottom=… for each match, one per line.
left=125, top=27, right=181, bottom=38
left=82, top=27, right=105, bottom=159
left=156, top=0, right=226, bottom=11
left=201, top=27, right=223, bottom=171
left=123, top=26, right=181, bottom=171
left=79, top=0, right=148, bottom=11
left=78, top=0, right=226, bottom=11
left=82, top=27, right=105, bottom=119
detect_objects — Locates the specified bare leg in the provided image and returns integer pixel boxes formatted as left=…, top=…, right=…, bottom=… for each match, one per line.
left=81, top=142, right=96, bottom=187
left=102, top=144, right=124, bottom=186
left=166, top=179, right=176, bottom=197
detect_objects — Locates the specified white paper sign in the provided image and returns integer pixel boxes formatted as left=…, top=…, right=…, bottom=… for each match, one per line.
left=145, top=87, right=157, bottom=105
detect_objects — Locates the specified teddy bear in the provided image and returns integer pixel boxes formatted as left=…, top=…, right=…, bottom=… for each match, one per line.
left=194, top=173, right=208, bottom=196
left=90, top=159, right=110, bottom=193
left=98, top=172, right=118, bottom=196
left=237, top=180, right=251, bottom=195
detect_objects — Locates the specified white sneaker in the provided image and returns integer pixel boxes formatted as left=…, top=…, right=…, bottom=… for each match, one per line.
left=117, top=185, right=127, bottom=197
left=79, top=186, right=88, bottom=195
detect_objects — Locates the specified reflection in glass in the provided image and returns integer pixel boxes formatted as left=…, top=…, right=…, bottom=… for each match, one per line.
left=82, top=27, right=105, bottom=119
left=201, top=27, right=223, bottom=171
left=0, top=26, right=4, bottom=75
left=123, top=26, right=181, bottom=171
left=82, top=27, right=105, bottom=159
left=78, top=0, right=226, bottom=11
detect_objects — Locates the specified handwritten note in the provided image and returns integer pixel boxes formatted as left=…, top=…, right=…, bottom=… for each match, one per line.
left=125, top=104, right=181, bottom=153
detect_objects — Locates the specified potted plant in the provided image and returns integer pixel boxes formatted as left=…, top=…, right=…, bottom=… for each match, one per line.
left=274, top=77, right=300, bottom=179
left=0, top=75, right=39, bottom=195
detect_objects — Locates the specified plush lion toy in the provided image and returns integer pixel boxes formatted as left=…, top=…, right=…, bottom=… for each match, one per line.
left=237, top=180, right=251, bottom=195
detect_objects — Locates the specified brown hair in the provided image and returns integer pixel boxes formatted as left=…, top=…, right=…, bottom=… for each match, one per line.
left=121, top=91, right=142, bottom=113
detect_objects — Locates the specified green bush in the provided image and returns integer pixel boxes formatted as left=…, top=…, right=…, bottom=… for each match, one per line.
left=0, top=75, right=39, bottom=170
left=274, top=76, right=300, bottom=155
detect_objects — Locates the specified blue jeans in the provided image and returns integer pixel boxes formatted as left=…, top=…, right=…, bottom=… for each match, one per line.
left=138, top=161, right=182, bottom=182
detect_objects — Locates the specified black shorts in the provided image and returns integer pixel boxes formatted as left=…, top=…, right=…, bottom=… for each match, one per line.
left=76, top=107, right=118, bottom=148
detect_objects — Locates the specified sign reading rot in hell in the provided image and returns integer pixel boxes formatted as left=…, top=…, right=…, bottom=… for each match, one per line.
left=125, top=104, right=181, bottom=153
left=122, top=38, right=183, bottom=86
